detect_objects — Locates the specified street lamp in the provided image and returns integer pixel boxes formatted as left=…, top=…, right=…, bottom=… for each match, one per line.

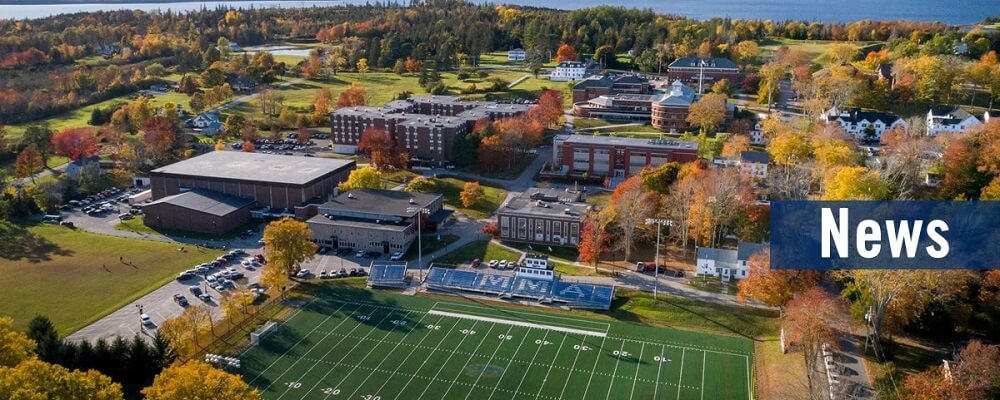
left=134, top=303, right=144, bottom=330
left=644, top=217, right=673, bottom=300
left=407, top=207, right=431, bottom=281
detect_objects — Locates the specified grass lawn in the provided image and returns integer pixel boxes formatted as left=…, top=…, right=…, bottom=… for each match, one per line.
left=609, top=288, right=779, bottom=339
left=759, top=38, right=883, bottom=66
left=431, top=176, right=506, bottom=219
left=403, top=234, right=459, bottom=260
left=0, top=221, right=221, bottom=334
left=434, top=240, right=522, bottom=266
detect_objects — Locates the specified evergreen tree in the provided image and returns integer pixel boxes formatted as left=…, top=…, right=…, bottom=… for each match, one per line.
left=25, top=315, right=61, bottom=363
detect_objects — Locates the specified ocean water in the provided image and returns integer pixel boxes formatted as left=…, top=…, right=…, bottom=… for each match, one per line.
left=0, top=0, right=996, bottom=23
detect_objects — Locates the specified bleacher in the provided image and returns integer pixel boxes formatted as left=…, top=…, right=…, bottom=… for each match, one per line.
left=423, top=265, right=614, bottom=309
left=367, top=262, right=408, bottom=288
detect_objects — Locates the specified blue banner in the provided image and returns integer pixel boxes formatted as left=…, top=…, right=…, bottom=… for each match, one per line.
left=770, top=201, right=1000, bottom=270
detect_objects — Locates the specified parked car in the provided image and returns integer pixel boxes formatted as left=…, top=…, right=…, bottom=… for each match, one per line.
left=471, top=259, right=481, bottom=268
left=173, top=294, right=189, bottom=306
left=295, top=269, right=310, bottom=278
left=355, top=250, right=366, bottom=258
left=389, top=251, right=404, bottom=261
left=140, top=314, right=154, bottom=326
left=189, top=286, right=202, bottom=296
left=488, top=260, right=499, bottom=268
left=339, top=268, right=349, bottom=277
left=319, top=270, right=328, bottom=279
left=498, top=260, right=508, bottom=269
left=176, top=271, right=194, bottom=281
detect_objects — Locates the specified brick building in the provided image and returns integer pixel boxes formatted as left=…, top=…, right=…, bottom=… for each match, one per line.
left=571, top=74, right=651, bottom=103
left=330, top=96, right=531, bottom=163
left=550, top=134, right=699, bottom=181
left=574, top=81, right=733, bottom=133
left=497, top=187, right=590, bottom=246
left=666, top=57, right=741, bottom=92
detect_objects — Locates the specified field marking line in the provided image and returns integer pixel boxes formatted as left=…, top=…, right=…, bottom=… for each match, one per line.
left=427, top=309, right=606, bottom=337
left=247, top=302, right=347, bottom=386
left=654, top=345, right=665, bottom=400
left=745, top=354, right=752, bottom=400
left=432, top=302, right=610, bottom=331
left=337, top=311, right=426, bottom=400
left=438, top=322, right=507, bottom=400
left=395, top=320, right=479, bottom=396
left=371, top=314, right=447, bottom=397
left=701, top=351, right=707, bottom=400
left=511, top=330, right=550, bottom=400
left=581, top=334, right=608, bottom=399
left=300, top=308, right=399, bottom=399
left=414, top=321, right=490, bottom=400
left=534, top=332, right=568, bottom=400
left=557, top=334, right=588, bottom=399
left=276, top=306, right=389, bottom=399
left=612, top=336, right=749, bottom=357
left=485, top=326, right=533, bottom=400
left=463, top=324, right=516, bottom=400
left=604, top=340, right=627, bottom=400
left=675, top=348, right=686, bottom=400
left=629, top=343, right=645, bottom=400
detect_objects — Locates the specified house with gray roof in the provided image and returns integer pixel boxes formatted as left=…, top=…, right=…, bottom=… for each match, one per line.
left=695, top=242, right=768, bottom=281
left=926, top=106, right=983, bottom=136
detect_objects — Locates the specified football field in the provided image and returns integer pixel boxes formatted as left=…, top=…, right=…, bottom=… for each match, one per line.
left=241, top=287, right=754, bottom=400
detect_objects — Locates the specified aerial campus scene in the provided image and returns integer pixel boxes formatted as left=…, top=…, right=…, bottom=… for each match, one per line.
left=1, top=0, right=1000, bottom=399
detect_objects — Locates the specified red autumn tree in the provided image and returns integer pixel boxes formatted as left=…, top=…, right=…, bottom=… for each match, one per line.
left=530, top=89, right=565, bottom=127
left=482, top=222, right=499, bottom=236
left=241, top=140, right=256, bottom=152
left=141, top=116, right=177, bottom=159
left=51, top=127, right=100, bottom=161
left=15, top=145, right=43, bottom=183
left=555, top=44, right=578, bottom=62
left=404, top=57, right=423, bottom=74
left=336, top=84, right=367, bottom=108
left=358, top=128, right=406, bottom=169
left=736, top=248, right=820, bottom=308
left=783, top=287, right=850, bottom=397
left=577, top=210, right=612, bottom=272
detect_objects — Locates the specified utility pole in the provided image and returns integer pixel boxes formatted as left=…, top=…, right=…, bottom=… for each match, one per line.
left=644, top=217, right=673, bottom=300
left=407, top=207, right=431, bottom=281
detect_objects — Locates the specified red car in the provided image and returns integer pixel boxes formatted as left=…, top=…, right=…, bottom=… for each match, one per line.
left=471, top=259, right=481, bottom=268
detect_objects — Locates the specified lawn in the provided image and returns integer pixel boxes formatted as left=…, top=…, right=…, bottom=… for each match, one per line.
left=402, top=234, right=460, bottom=260
left=609, top=289, right=779, bottom=339
left=116, top=217, right=256, bottom=242
left=0, top=221, right=222, bottom=334
left=434, top=240, right=522, bottom=266
left=759, top=38, right=883, bottom=66
left=240, top=284, right=756, bottom=399
left=431, top=177, right=506, bottom=219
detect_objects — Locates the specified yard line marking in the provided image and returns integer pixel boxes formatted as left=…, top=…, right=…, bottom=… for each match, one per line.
left=701, top=351, right=707, bottom=400
left=604, top=340, right=627, bottom=400
left=414, top=321, right=491, bottom=400
left=654, top=345, right=665, bottom=400
left=534, top=332, right=568, bottom=400
left=557, top=334, right=587, bottom=400
left=371, top=315, right=447, bottom=397
left=336, top=311, right=425, bottom=400
left=581, top=334, right=608, bottom=399
left=486, top=327, right=533, bottom=400
left=275, top=306, right=386, bottom=399
left=438, top=323, right=505, bottom=399
left=299, top=307, right=398, bottom=399
left=432, top=302, right=611, bottom=331
left=511, top=330, right=550, bottom=400
left=629, top=343, right=646, bottom=400
left=464, top=325, right=515, bottom=400
left=247, top=302, right=347, bottom=386
left=675, top=348, right=686, bottom=400
left=395, top=320, right=479, bottom=396
left=427, top=309, right=605, bottom=337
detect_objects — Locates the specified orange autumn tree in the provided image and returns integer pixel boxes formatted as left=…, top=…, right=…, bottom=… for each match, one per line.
left=737, top=248, right=820, bottom=308
left=578, top=209, right=614, bottom=272
left=459, top=181, right=485, bottom=208
left=555, top=44, right=578, bottom=62
left=336, top=84, right=367, bottom=108
left=51, top=127, right=100, bottom=161
left=358, top=128, right=407, bottom=169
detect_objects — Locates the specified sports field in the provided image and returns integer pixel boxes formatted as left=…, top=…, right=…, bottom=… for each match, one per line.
left=241, top=287, right=754, bottom=400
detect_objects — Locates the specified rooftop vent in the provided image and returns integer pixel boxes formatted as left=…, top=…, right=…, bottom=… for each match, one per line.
left=563, top=208, right=572, bottom=215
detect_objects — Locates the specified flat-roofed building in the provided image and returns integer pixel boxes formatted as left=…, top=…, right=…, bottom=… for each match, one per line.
left=143, top=189, right=255, bottom=235
left=666, top=57, right=741, bottom=91
left=550, top=134, right=699, bottom=180
left=299, top=189, right=451, bottom=254
left=497, top=188, right=590, bottom=246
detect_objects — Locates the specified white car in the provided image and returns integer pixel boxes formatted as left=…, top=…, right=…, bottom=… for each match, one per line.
left=295, top=269, right=311, bottom=278
left=355, top=250, right=366, bottom=258
left=498, top=260, right=508, bottom=269
left=140, top=314, right=153, bottom=326
left=488, top=260, right=499, bottom=268
left=389, top=251, right=404, bottom=261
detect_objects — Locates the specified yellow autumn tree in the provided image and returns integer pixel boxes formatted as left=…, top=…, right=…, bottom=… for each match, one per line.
left=0, top=359, right=123, bottom=400
left=459, top=181, right=485, bottom=208
left=768, top=130, right=811, bottom=166
left=158, top=305, right=212, bottom=359
left=0, top=316, right=35, bottom=367
left=337, top=166, right=382, bottom=191
left=823, top=166, right=890, bottom=200
left=262, top=218, right=317, bottom=292
left=142, top=360, right=259, bottom=400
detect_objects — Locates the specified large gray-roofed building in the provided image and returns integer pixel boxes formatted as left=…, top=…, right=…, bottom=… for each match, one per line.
left=497, top=188, right=591, bottom=246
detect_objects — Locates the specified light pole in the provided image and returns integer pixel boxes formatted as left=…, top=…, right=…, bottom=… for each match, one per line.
left=407, top=207, right=431, bottom=281
left=644, top=217, right=673, bottom=300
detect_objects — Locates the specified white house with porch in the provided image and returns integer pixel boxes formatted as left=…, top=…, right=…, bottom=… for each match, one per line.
left=695, top=242, right=768, bottom=281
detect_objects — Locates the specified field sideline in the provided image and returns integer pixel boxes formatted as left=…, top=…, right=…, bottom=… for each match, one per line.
left=240, top=286, right=754, bottom=400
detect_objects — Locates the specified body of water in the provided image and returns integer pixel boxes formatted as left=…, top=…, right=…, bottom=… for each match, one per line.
left=0, top=0, right=996, bottom=24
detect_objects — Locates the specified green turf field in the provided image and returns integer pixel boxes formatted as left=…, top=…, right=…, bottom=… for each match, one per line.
left=240, top=287, right=753, bottom=400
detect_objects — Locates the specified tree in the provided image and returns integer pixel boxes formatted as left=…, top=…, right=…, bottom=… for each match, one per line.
left=732, top=40, right=761, bottom=66
left=459, top=181, right=485, bottom=208
left=241, top=141, right=256, bottom=152
left=555, top=44, right=578, bottom=62
left=337, top=166, right=382, bottom=191
left=26, top=316, right=60, bottom=363
left=783, top=287, right=849, bottom=398
left=823, top=166, right=890, bottom=200
left=224, top=114, right=246, bottom=139
left=158, top=305, right=211, bottom=358
left=639, top=162, right=680, bottom=194
left=49, top=127, right=100, bottom=161
left=768, top=130, right=811, bottom=166
left=404, top=57, right=423, bottom=74
left=22, top=124, right=54, bottom=165
left=737, top=249, right=820, bottom=308
left=404, top=176, right=437, bottom=192
left=720, top=134, right=751, bottom=158
left=142, top=116, right=178, bottom=163
left=711, top=79, right=734, bottom=96
left=0, top=316, right=35, bottom=367
left=826, top=43, right=858, bottom=65
left=15, top=145, right=43, bottom=183
left=312, top=88, right=333, bottom=122
left=219, top=288, right=257, bottom=324
left=356, top=58, right=369, bottom=77
left=757, top=62, right=785, bottom=106
left=0, top=359, right=123, bottom=400
left=610, top=175, right=654, bottom=262
left=578, top=209, right=614, bottom=272
left=358, top=128, right=406, bottom=169
left=336, top=84, right=367, bottom=108
left=262, top=218, right=317, bottom=291
left=142, top=360, right=259, bottom=400
left=145, top=63, right=167, bottom=77
left=257, top=89, right=285, bottom=119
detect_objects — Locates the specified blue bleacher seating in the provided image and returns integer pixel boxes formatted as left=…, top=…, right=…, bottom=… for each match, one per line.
left=367, top=263, right=407, bottom=287
left=422, top=267, right=614, bottom=309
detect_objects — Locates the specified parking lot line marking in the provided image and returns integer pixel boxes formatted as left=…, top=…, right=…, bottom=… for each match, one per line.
left=675, top=348, right=686, bottom=400
left=335, top=310, right=422, bottom=400
left=629, top=343, right=646, bottom=400
left=534, top=332, right=568, bottom=400
left=371, top=315, right=447, bottom=397
left=271, top=305, right=370, bottom=398
left=604, top=340, right=626, bottom=400
left=246, top=301, right=343, bottom=386
left=427, top=309, right=606, bottom=337
left=485, top=326, right=533, bottom=400
left=416, top=321, right=495, bottom=400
